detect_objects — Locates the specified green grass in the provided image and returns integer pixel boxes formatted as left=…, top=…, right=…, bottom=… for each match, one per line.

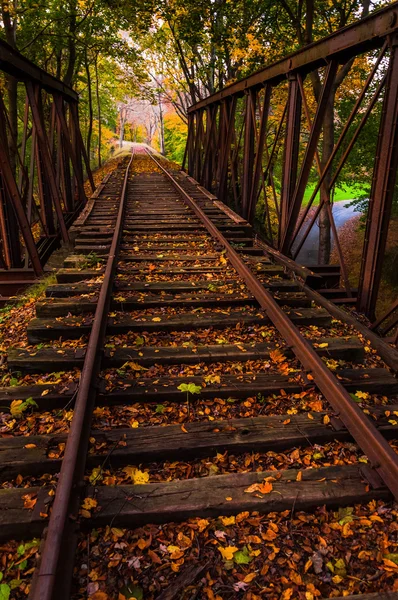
left=302, top=183, right=366, bottom=207
left=0, top=273, right=57, bottom=317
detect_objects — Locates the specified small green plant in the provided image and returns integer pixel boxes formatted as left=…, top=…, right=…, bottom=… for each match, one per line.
left=9, top=397, right=38, bottom=418
left=177, top=383, right=202, bottom=418
left=81, top=252, right=105, bottom=269
left=0, top=274, right=57, bottom=317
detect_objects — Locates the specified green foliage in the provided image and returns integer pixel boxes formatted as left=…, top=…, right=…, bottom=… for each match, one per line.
left=177, top=383, right=202, bottom=395
left=164, top=114, right=187, bottom=165
left=0, top=583, right=10, bottom=600
left=10, top=397, right=38, bottom=418
left=233, top=546, right=253, bottom=565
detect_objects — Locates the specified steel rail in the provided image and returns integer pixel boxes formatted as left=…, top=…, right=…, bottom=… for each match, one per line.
left=32, top=152, right=134, bottom=600
left=146, top=149, right=398, bottom=501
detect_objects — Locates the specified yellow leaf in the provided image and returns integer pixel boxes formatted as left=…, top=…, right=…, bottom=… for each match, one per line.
left=152, top=317, right=161, bottom=322
left=24, top=443, right=37, bottom=449
left=323, top=415, right=330, bottom=425
left=122, top=361, right=148, bottom=371
left=197, top=519, right=209, bottom=532
left=218, top=545, right=238, bottom=560
left=245, top=480, right=273, bottom=494
left=220, top=516, right=235, bottom=526
left=243, top=573, right=257, bottom=583
left=270, top=349, right=285, bottom=363
left=123, top=466, right=149, bottom=485
left=181, top=424, right=188, bottom=433
left=10, top=400, right=23, bottom=417
left=82, top=497, right=97, bottom=510
left=318, top=343, right=329, bottom=348
left=111, top=528, right=125, bottom=538
left=355, top=390, right=369, bottom=399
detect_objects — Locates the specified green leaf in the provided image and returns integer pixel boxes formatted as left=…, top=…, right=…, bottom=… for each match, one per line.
left=349, top=393, right=362, bottom=403
left=155, top=404, right=165, bottom=413
left=385, top=553, right=398, bottom=564
left=0, top=584, right=10, bottom=600
left=177, top=383, right=202, bottom=395
left=19, top=560, right=27, bottom=571
left=233, top=546, right=253, bottom=565
left=135, top=336, right=145, bottom=346
left=334, top=558, right=346, bottom=576
left=120, top=584, right=143, bottom=600
left=338, top=506, right=354, bottom=525
left=17, top=544, right=25, bottom=557
left=9, top=378, right=19, bottom=387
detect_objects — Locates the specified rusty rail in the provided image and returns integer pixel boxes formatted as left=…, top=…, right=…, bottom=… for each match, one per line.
left=146, top=150, right=398, bottom=502
left=32, top=153, right=134, bottom=600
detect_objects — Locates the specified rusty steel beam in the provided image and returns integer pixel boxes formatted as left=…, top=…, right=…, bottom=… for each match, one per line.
left=26, top=81, right=70, bottom=243
left=281, top=60, right=338, bottom=254
left=0, top=40, right=78, bottom=101
left=279, top=75, right=302, bottom=241
left=241, top=89, right=256, bottom=219
left=358, top=37, right=398, bottom=320
left=188, top=1, right=398, bottom=113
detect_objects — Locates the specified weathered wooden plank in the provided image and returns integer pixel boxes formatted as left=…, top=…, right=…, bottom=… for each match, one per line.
left=36, top=292, right=311, bottom=317
left=0, top=368, right=396, bottom=411
left=45, top=278, right=301, bottom=298
left=27, top=308, right=332, bottom=342
left=0, top=466, right=385, bottom=540
left=0, top=487, right=51, bottom=541
left=7, top=336, right=365, bottom=373
left=2, top=411, right=397, bottom=481
left=90, top=465, right=390, bottom=527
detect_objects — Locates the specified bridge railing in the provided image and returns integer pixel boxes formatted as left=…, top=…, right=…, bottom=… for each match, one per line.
left=185, top=2, right=398, bottom=320
left=0, top=40, right=94, bottom=280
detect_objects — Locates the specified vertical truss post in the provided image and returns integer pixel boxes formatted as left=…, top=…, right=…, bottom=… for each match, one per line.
left=279, top=74, right=302, bottom=244
left=217, top=97, right=237, bottom=203
left=248, top=84, right=272, bottom=223
left=358, top=37, right=398, bottom=319
left=280, top=60, right=338, bottom=254
left=186, top=113, right=195, bottom=176
left=201, top=105, right=217, bottom=190
left=0, top=101, right=43, bottom=275
left=193, top=109, right=204, bottom=182
left=241, top=89, right=256, bottom=219
left=54, top=94, right=87, bottom=208
left=26, top=81, right=70, bottom=243
left=69, top=101, right=95, bottom=193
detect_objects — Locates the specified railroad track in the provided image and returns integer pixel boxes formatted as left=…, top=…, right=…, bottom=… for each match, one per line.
left=1, top=150, right=398, bottom=599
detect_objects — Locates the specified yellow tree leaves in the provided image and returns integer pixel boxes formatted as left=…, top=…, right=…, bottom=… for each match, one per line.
left=123, top=466, right=150, bottom=484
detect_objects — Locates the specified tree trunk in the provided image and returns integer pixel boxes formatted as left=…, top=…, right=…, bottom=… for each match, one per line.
left=318, top=93, right=335, bottom=264
left=158, top=91, right=165, bottom=154
left=94, top=55, right=102, bottom=168
left=85, top=50, right=93, bottom=160
left=1, top=0, right=18, bottom=174
left=119, top=110, right=125, bottom=148
left=64, top=0, right=77, bottom=87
